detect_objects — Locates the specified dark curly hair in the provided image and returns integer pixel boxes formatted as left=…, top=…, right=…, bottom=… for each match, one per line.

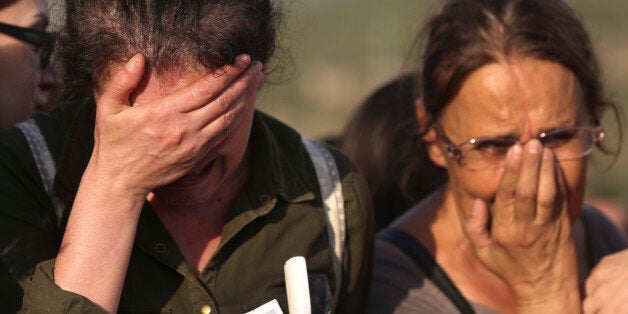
left=59, top=0, right=280, bottom=99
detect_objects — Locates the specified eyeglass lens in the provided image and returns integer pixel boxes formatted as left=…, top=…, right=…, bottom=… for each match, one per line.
left=454, top=126, right=601, bottom=171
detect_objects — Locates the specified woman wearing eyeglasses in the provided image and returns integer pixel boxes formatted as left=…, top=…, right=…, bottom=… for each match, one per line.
left=0, top=0, right=56, bottom=129
left=368, top=0, right=627, bottom=313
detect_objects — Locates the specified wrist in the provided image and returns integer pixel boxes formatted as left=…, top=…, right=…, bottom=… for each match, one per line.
left=515, top=277, right=581, bottom=314
left=81, top=158, right=151, bottom=204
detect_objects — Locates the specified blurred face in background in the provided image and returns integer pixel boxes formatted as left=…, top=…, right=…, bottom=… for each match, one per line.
left=0, top=0, right=55, bottom=129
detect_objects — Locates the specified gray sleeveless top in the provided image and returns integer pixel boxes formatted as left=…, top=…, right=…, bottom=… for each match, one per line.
left=367, top=205, right=628, bottom=314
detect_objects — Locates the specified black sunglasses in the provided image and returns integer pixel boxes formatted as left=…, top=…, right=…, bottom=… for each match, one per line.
left=0, top=22, right=56, bottom=68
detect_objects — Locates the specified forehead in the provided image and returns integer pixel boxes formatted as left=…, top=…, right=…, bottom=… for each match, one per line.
left=440, top=58, right=587, bottom=138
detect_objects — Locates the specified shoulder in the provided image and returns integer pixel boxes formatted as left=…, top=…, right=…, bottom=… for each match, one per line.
left=580, top=204, right=628, bottom=265
left=367, top=238, right=457, bottom=314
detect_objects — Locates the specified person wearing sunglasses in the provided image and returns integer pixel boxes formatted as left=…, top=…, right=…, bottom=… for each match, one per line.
left=0, top=0, right=57, bottom=130
left=368, top=0, right=627, bottom=313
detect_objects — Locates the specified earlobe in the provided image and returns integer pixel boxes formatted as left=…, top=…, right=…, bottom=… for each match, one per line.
left=415, top=99, right=448, bottom=168
left=424, top=129, right=448, bottom=168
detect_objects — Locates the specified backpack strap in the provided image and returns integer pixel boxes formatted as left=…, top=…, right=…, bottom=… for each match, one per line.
left=302, top=137, right=345, bottom=313
left=16, top=118, right=65, bottom=225
left=378, top=228, right=476, bottom=314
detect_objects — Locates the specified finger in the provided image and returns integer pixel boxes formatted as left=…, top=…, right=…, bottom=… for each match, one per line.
left=493, top=144, right=523, bottom=224
left=189, top=61, right=263, bottom=130
left=465, top=198, right=492, bottom=255
left=535, top=148, right=558, bottom=223
left=553, top=155, right=569, bottom=220
left=155, top=54, right=252, bottom=113
left=513, top=139, right=543, bottom=222
left=196, top=63, right=262, bottom=147
left=98, top=54, right=146, bottom=115
left=583, top=296, right=601, bottom=314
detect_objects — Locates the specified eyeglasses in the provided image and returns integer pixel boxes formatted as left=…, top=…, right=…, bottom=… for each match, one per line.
left=435, top=124, right=605, bottom=171
left=0, top=22, right=55, bottom=68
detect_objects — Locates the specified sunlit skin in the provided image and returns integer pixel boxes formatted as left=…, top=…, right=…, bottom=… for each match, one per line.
left=0, top=0, right=55, bottom=128
left=92, top=62, right=259, bottom=276
left=434, top=57, right=589, bottom=224
left=398, top=57, right=591, bottom=313
left=134, top=68, right=255, bottom=276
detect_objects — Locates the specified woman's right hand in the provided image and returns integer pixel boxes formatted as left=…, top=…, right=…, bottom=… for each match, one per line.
left=88, top=53, right=264, bottom=201
left=464, top=140, right=581, bottom=313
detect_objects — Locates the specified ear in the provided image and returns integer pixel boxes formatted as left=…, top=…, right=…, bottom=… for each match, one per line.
left=415, top=99, right=448, bottom=168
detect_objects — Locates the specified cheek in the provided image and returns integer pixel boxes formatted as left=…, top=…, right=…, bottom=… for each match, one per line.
left=559, top=160, right=587, bottom=221
left=447, top=164, right=503, bottom=215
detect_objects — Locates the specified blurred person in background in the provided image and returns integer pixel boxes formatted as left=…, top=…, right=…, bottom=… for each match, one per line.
left=0, top=0, right=57, bottom=129
left=340, top=73, right=446, bottom=231
left=368, top=0, right=628, bottom=313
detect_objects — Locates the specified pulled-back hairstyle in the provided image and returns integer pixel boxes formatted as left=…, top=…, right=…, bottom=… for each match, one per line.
left=419, top=0, right=615, bottom=126
left=59, top=0, right=280, bottom=99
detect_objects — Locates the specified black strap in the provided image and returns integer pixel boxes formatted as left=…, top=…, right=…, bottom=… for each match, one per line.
left=378, top=228, right=476, bottom=314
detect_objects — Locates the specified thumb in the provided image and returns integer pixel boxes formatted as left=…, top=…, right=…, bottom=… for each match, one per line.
left=465, top=198, right=492, bottom=253
left=97, top=53, right=146, bottom=115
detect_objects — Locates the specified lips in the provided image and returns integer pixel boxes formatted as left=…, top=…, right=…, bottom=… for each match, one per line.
left=171, top=156, right=217, bottom=188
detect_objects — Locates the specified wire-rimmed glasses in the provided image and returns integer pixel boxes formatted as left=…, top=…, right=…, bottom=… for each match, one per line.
left=0, top=22, right=55, bottom=68
left=435, top=124, right=605, bottom=171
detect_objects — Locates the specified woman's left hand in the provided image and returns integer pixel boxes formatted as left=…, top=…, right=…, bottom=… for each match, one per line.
left=464, top=140, right=581, bottom=313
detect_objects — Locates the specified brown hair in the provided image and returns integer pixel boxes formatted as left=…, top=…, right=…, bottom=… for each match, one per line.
left=59, top=0, right=280, bottom=99
left=419, top=0, right=616, bottom=128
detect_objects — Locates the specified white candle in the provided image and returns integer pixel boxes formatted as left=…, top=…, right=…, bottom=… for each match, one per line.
left=284, top=256, right=311, bottom=314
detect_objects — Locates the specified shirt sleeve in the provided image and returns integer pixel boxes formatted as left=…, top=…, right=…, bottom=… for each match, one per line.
left=330, top=147, right=375, bottom=314
left=21, top=259, right=105, bottom=313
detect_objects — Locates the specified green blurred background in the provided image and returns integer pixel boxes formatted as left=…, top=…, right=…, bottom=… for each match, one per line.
left=257, top=0, right=628, bottom=204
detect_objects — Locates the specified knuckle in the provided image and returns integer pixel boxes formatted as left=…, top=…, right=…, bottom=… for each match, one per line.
left=516, top=189, right=536, bottom=205
left=536, top=196, right=555, bottom=210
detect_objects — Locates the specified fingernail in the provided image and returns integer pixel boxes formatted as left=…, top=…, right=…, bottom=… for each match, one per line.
left=125, top=54, right=142, bottom=71
left=237, top=54, right=251, bottom=64
left=527, top=139, right=541, bottom=154
left=510, top=144, right=522, bottom=159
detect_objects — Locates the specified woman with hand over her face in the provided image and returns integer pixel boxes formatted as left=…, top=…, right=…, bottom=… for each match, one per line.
left=0, top=0, right=57, bottom=129
left=368, top=0, right=627, bottom=313
left=0, top=1, right=374, bottom=312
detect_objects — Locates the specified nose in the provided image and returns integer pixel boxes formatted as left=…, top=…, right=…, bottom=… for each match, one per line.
left=39, top=66, right=59, bottom=90
left=36, top=65, right=62, bottom=112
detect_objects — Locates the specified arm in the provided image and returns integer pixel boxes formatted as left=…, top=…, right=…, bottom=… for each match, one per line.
left=52, top=54, right=263, bottom=313
left=464, top=140, right=581, bottom=313
left=584, top=249, right=628, bottom=314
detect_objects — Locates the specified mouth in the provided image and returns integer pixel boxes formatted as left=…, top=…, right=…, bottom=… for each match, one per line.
left=186, top=158, right=216, bottom=179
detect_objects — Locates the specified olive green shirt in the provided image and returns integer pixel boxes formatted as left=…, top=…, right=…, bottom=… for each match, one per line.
left=0, top=100, right=374, bottom=313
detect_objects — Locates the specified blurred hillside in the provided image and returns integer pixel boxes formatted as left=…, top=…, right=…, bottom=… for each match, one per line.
left=258, top=0, right=628, bottom=202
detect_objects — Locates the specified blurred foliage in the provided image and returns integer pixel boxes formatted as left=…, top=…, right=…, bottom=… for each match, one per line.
left=259, top=0, right=628, bottom=203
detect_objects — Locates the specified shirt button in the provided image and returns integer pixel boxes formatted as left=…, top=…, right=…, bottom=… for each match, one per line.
left=259, top=194, right=271, bottom=204
left=200, top=305, right=212, bottom=314
left=154, top=243, right=167, bottom=254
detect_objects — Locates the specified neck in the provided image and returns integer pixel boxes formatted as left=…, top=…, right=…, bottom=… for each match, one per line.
left=395, top=185, right=518, bottom=314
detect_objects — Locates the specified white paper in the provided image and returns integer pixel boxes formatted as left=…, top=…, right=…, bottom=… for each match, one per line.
left=284, top=256, right=311, bottom=314
left=245, top=299, right=283, bottom=314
